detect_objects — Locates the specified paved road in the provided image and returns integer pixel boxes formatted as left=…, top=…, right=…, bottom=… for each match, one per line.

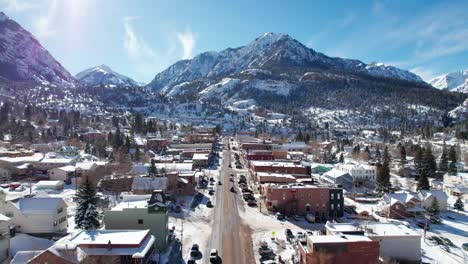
left=206, top=139, right=255, bottom=264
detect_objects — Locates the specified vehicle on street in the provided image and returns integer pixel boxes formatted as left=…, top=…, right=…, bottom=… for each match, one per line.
left=206, top=200, right=213, bottom=208
left=247, top=200, right=257, bottom=207
left=190, top=244, right=200, bottom=257
left=285, top=228, right=294, bottom=241
left=218, top=181, right=222, bottom=185
left=208, top=189, right=215, bottom=195
left=230, top=186, right=236, bottom=193
left=209, top=249, right=219, bottom=263
left=276, top=213, right=284, bottom=220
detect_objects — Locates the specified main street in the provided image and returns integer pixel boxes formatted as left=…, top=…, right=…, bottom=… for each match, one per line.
left=206, top=138, right=255, bottom=264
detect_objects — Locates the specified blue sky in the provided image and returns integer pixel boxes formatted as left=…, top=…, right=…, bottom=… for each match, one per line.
left=2, top=0, right=468, bottom=83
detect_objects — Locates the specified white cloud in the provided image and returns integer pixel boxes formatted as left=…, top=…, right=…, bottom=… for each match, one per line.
left=34, top=0, right=59, bottom=39
left=410, top=67, right=438, bottom=82
left=1, top=0, right=40, bottom=12
left=177, top=30, right=197, bottom=60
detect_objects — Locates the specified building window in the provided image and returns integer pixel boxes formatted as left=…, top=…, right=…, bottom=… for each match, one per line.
left=5, top=212, right=13, bottom=217
left=331, top=193, right=334, bottom=200
left=337, top=204, right=341, bottom=209
left=57, top=207, right=63, bottom=214
left=283, top=194, right=286, bottom=200
left=331, top=204, right=334, bottom=210
left=138, top=219, right=144, bottom=224
left=337, top=193, right=341, bottom=199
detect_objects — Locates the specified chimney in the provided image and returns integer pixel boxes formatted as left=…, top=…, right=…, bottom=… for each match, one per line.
left=107, top=240, right=112, bottom=251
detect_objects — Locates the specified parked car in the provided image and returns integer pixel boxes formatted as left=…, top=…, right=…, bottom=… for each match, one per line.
left=248, top=200, right=257, bottom=207
left=209, top=249, right=218, bottom=263
left=187, top=258, right=196, bottom=264
left=190, top=244, right=200, bottom=257
left=285, top=229, right=294, bottom=240
left=230, top=186, right=236, bottom=193
left=276, top=213, right=284, bottom=220
left=236, top=165, right=243, bottom=169
left=206, top=200, right=213, bottom=208
left=208, top=190, right=215, bottom=195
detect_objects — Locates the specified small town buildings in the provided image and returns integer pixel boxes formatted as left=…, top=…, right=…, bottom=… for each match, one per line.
left=131, top=177, right=168, bottom=194
left=380, top=192, right=424, bottom=219
left=297, top=234, right=379, bottom=264
left=335, top=163, right=376, bottom=185
left=0, top=190, right=68, bottom=234
left=48, top=165, right=75, bottom=181
left=30, top=229, right=155, bottom=264
left=192, top=153, right=210, bottom=168
left=244, top=150, right=275, bottom=161
left=418, top=190, right=448, bottom=211
left=321, top=169, right=353, bottom=190
left=250, top=161, right=310, bottom=180
left=104, top=191, right=169, bottom=250
left=262, top=183, right=343, bottom=218
left=325, top=222, right=421, bottom=263
left=36, top=153, right=77, bottom=172
left=35, top=180, right=65, bottom=191
left=0, top=214, right=11, bottom=263
left=443, top=172, right=468, bottom=197
left=257, top=172, right=297, bottom=184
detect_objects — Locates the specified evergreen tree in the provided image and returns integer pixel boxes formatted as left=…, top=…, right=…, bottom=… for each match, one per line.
left=85, top=143, right=92, bottom=154
left=439, top=145, right=448, bottom=172
left=134, top=146, right=141, bottom=161
left=376, top=147, right=391, bottom=194
left=454, top=197, right=464, bottom=212
left=400, top=145, right=406, bottom=164
left=427, top=198, right=440, bottom=216
left=296, top=130, right=303, bottom=141
left=74, top=180, right=100, bottom=230
left=417, top=170, right=430, bottom=190
left=148, top=159, right=158, bottom=178
left=448, top=146, right=458, bottom=175
left=414, top=146, right=424, bottom=175
left=422, top=146, right=436, bottom=177
left=339, top=153, right=344, bottom=163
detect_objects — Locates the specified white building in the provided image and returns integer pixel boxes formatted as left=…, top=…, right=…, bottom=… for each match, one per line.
left=325, top=221, right=421, bottom=262
left=48, top=165, right=75, bottom=181
left=336, top=163, right=376, bottom=184
left=0, top=190, right=68, bottom=234
left=418, top=190, right=448, bottom=211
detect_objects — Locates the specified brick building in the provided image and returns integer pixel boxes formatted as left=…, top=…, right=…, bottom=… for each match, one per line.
left=262, top=183, right=343, bottom=219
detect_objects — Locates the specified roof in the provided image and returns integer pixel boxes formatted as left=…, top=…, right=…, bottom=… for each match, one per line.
left=0, top=152, right=43, bottom=163
left=0, top=213, right=10, bottom=222
left=419, top=190, right=448, bottom=201
left=111, top=200, right=149, bottom=211
left=36, top=180, right=64, bottom=187
left=250, top=161, right=303, bottom=167
left=323, top=168, right=352, bottom=179
left=70, top=229, right=150, bottom=246
left=10, top=251, right=43, bottom=264
left=257, top=172, right=296, bottom=179
left=17, top=197, right=64, bottom=215
left=131, top=177, right=168, bottom=191
left=75, top=162, right=97, bottom=171
left=383, top=192, right=420, bottom=206
left=52, top=165, right=76, bottom=172
left=192, top=153, right=209, bottom=160
left=325, top=221, right=420, bottom=237
left=307, top=234, right=372, bottom=244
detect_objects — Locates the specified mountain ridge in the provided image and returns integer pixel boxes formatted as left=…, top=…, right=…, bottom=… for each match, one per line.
left=76, top=64, right=140, bottom=87
left=430, top=70, right=468, bottom=93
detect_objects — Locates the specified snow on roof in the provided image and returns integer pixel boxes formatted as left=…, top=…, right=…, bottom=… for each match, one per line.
left=192, top=153, right=209, bottom=160
left=419, top=190, right=448, bottom=201
left=75, top=162, right=97, bottom=171
left=53, top=165, right=76, bottom=172
left=10, top=234, right=54, bottom=257
left=111, top=200, right=149, bottom=211
left=131, top=177, right=168, bottom=191
left=323, top=168, right=351, bottom=179
left=0, top=213, right=10, bottom=222
left=308, top=234, right=372, bottom=244
left=257, top=172, right=296, bottom=179
left=384, top=192, right=420, bottom=205
left=0, top=153, right=43, bottom=163
left=35, top=180, right=64, bottom=187
left=71, top=229, right=150, bottom=246
left=250, top=161, right=303, bottom=167
left=17, top=197, right=64, bottom=215
left=325, top=222, right=420, bottom=237
left=10, top=251, right=43, bottom=264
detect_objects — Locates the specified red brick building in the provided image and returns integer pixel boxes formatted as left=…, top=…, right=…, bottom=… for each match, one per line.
left=240, top=143, right=271, bottom=151
left=245, top=151, right=275, bottom=161
left=262, top=183, right=336, bottom=218
left=250, top=161, right=309, bottom=176
left=297, top=235, right=379, bottom=264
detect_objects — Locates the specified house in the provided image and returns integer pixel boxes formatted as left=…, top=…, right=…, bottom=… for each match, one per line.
left=297, top=234, right=379, bottom=264
left=418, top=190, right=448, bottom=211
left=104, top=191, right=169, bottom=250
left=325, top=222, right=421, bottom=263
left=35, top=180, right=65, bottom=191
left=335, top=163, right=376, bottom=185
left=0, top=190, right=68, bottom=234
left=36, top=153, right=77, bottom=172
left=0, top=214, right=11, bottom=263
left=192, top=153, right=210, bottom=168
left=321, top=169, right=353, bottom=190
left=381, top=192, right=424, bottom=219
left=30, top=229, right=155, bottom=264
left=48, top=165, right=75, bottom=182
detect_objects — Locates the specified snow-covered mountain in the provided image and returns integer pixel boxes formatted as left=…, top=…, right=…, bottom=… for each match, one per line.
left=430, top=70, right=468, bottom=93
left=0, top=12, right=74, bottom=87
left=148, top=32, right=424, bottom=92
left=76, top=65, right=139, bottom=87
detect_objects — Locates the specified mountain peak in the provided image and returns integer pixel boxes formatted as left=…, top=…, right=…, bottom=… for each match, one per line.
left=0, top=12, right=9, bottom=22
left=76, top=65, right=138, bottom=87
left=0, top=11, right=75, bottom=87
left=430, top=69, right=468, bottom=93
